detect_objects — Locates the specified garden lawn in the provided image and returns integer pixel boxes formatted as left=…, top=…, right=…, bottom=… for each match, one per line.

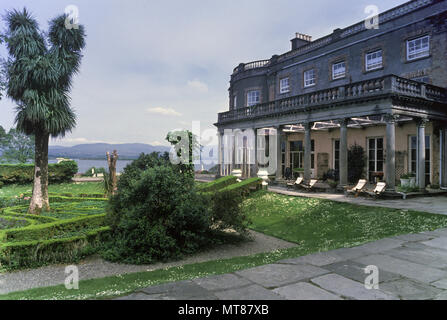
left=243, top=191, right=447, bottom=250
left=2, top=190, right=447, bottom=300
left=0, top=182, right=104, bottom=198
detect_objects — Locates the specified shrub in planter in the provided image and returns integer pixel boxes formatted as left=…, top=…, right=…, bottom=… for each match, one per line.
left=348, top=144, right=366, bottom=183
left=102, top=165, right=215, bottom=264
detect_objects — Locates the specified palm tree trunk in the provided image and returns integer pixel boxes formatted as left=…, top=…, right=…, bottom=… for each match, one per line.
left=29, top=131, right=50, bottom=214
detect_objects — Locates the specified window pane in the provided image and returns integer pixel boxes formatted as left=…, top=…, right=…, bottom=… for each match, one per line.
left=366, top=50, right=383, bottom=71
left=407, top=36, right=430, bottom=60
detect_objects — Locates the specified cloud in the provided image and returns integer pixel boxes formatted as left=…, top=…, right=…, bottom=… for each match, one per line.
left=146, top=107, right=182, bottom=117
left=187, top=80, right=209, bottom=93
left=50, top=137, right=110, bottom=146
left=150, top=140, right=169, bottom=146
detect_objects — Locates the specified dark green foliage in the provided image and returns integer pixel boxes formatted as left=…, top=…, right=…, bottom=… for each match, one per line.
left=166, top=130, right=198, bottom=178
left=102, top=165, right=215, bottom=264
left=117, top=152, right=170, bottom=190
left=0, top=227, right=108, bottom=270
left=348, top=144, right=366, bottom=183
left=197, top=176, right=237, bottom=193
left=0, top=160, right=78, bottom=184
left=208, top=190, right=248, bottom=235
left=3, top=8, right=85, bottom=137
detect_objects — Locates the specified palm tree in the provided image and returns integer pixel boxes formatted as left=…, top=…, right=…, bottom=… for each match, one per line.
left=2, top=9, right=85, bottom=214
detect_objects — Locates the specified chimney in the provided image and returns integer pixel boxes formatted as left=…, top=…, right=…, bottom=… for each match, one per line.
left=291, top=33, right=312, bottom=50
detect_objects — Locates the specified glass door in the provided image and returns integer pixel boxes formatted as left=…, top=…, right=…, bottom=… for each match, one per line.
left=368, top=137, right=384, bottom=183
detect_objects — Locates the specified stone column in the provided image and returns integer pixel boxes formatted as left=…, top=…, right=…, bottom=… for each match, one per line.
left=275, top=126, right=283, bottom=181
left=417, top=119, right=428, bottom=190
left=254, top=129, right=259, bottom=177
left=218, top=131, right=223, bottom=176
left=441, top=125, right=447, bottom=188
left=339, top=118, right=349, bottom=187
left=385, top=114, right=397, bottom=190
left=303, top=122, right=313, bottom=182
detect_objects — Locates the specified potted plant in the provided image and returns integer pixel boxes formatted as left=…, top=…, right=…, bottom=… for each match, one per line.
left=293, top=168, right=305, bottom=178
left=400, top=173, right=416, bottom=188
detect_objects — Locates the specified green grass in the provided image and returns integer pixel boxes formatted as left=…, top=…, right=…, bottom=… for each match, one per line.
left=2, top=190, right=447, bottom=300
left=243, top=191, right=447, bottom=249
left=0, top=182, right=104, bottom=199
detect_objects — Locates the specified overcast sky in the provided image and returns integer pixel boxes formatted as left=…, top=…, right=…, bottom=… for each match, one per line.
left=0, top=0, right=405, bottom=146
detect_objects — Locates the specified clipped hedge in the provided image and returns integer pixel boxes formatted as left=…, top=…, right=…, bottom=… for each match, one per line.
left=0, top=193, right=108, bottom=270
left=0, top=227, right=110, bottom=269
left=0, top=161, right=78, bottom=185
left=1, top=214, right=106, bottom=243
left=219, top=177, right=263, bottom=194
left=197, top=176, right=238, bottom=193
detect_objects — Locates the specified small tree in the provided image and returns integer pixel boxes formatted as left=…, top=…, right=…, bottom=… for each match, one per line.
left=348, top=144, right=366, bottom=183
left=105, top=150, right=118, bottom=196
left=0, top=128, right=35, bottom=163
left=2, top=9, right=86, bottom=213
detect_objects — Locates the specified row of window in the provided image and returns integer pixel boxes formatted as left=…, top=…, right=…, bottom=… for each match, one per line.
left=240, top=35, right=430, bottom=107
left=283, top=135, right=431, bottom=184
left=279, top=35, right=430, bottom=91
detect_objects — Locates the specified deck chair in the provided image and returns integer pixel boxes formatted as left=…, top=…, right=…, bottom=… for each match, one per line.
left=287, top=177, right=304, bottom=189
left=346, top=179, right=368, bottom=196
left=364, top=182, right=387, bottom=198
left=301, top=179, right=319, bottom=191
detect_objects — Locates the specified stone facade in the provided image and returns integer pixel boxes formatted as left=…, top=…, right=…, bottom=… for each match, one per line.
left=216, top=0, right=447, bottom=190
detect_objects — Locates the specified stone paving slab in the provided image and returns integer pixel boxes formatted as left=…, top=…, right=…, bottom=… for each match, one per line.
left=214, top=285, right=285, bottom=300
left=379, top=279, right=443, bottom=300
left=140, top=280, right=215, bottom=300
left=120, top=227, right=447, bottom=300
left=354, top=254, right=447, bottom=283
left=355, top=238, right=405, bottom=254
left=311, top=273, right=397, bottom=300
left=382, top=246, right=447, bottom=269
left=235, top=264, right=329, bottom=288
left=192, top=274, right=252, bottom=291
left=392, top=233, right=436, bottom=242
left=432, top=279, right=447, bottom=290
left=278, top=251, right=345, bottom=267
left=273, top=282, right=342, bottom=300
left=422, top=237, right=447, bottom=250
left=323, top=261, right=401, bottom=283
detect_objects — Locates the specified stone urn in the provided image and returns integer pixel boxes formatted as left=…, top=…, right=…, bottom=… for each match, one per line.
left=231, top=169, right=243, bottom=182
left=257, top=169, right=270, bottom=188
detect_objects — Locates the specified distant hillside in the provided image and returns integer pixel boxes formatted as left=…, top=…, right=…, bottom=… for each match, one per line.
left=49, top=143, right=171, bottom=159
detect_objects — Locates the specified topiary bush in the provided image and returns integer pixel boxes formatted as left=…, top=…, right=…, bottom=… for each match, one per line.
left=348, top=144, right=366, bottom=183
left=102, top=164, right=216, bottom=264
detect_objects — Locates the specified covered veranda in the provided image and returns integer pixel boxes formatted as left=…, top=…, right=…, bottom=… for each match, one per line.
left=216, top=75, right=447, bottom=191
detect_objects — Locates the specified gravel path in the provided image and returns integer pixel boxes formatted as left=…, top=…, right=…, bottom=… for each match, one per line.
left=0, top=231, right=296, bottom=295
